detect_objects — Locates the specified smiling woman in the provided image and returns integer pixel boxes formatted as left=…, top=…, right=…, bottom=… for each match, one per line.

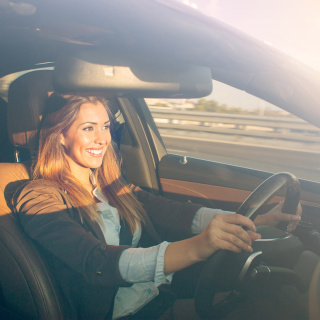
left=32, top=93, right=146, bottom=232
left=11, top=87, right=301, bottom=320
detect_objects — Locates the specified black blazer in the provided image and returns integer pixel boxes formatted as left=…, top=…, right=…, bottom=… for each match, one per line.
left=14, top=180, right=202, bottom=320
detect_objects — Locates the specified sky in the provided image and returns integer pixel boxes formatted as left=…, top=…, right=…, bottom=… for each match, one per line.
left=183, top=0, right=320, bottom=72
left=178, top=0, right=320, bottom=111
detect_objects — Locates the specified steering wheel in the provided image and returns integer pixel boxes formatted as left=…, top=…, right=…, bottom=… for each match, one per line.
left=194, top=172, right=300, bottom=319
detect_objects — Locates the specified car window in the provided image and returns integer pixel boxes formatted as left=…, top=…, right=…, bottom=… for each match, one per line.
left=145, top=80, right=320, bottom=182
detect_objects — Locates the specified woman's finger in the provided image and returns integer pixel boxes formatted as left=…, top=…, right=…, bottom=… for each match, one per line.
left=215, top=238, right=248, bottom=253
left=217, top=221, right=253, bottom=246
left=275, top=212, right=301, bottom=222
left=248, top=231, right=262, bottom=241
left=215, top=213, right=257, bottom=232
left=221, top=231, right=254, bottom=252
left=287, top=202, right=303, bottom=232
left=296, top=202, right=303, bottom=217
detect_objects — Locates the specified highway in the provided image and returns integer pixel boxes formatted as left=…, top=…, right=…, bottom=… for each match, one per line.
left=160, top=131, right=320, bottom=182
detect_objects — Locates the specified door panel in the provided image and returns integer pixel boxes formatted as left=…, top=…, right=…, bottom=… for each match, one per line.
left=158, top=153, right=273, bottom=211
left=157, top=154, right=320, bottom=228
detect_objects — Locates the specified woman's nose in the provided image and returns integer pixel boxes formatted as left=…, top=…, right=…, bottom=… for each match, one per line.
left=94, top=130, right=109, bottom=145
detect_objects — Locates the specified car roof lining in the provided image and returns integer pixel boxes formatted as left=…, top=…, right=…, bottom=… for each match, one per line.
left=1, top=0, right=320, bottom=126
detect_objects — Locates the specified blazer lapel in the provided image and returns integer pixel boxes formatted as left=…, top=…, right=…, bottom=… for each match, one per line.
left=82, top=213, right=106, bottom=243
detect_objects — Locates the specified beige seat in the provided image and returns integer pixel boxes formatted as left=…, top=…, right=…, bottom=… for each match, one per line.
left=0, top=162, right=30, bottom=215
left=0, top=70, right=68, bottom=319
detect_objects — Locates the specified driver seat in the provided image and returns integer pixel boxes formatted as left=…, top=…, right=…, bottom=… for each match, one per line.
left=0, top=70, right=68, bottom=319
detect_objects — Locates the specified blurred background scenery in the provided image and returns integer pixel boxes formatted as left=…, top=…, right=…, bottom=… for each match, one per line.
left=1, top=0, right=320, bottom=180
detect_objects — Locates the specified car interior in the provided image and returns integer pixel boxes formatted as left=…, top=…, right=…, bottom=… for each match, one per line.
left=1, top=1, right=320, bottom=319
left=0, top=62, right=215, bottom=320
left=0, top=60, right=320, bottom=320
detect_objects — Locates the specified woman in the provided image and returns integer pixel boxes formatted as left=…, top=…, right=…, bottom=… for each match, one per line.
left=14, top=93, right=302, bottom=320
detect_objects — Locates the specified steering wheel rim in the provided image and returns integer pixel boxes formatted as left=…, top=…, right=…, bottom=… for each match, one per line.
left=236, top=172, right=300, bottom=221
left=194, top=172, right=300, bottom=319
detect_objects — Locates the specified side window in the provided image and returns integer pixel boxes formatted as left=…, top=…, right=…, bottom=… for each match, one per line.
left=145, top=80, right=320, bottom=182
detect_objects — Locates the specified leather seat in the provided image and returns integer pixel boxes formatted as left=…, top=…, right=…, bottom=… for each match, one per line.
left=0, top=97, right=15, bottom=163
left=0, top=70, right=67, bottom=319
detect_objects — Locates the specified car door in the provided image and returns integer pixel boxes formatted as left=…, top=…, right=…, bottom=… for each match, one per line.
left=116, top=85, right=320, bottom=234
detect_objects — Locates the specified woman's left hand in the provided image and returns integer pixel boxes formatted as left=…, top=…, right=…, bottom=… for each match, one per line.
left=253, top=201, right=302, bottom=232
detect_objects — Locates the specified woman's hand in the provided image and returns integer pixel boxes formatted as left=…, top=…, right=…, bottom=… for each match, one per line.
left=196, top=213, right=261, bottom=261
left=253, top=201, right=302, bottom=231
left=164, top=213, right=260, bottom=274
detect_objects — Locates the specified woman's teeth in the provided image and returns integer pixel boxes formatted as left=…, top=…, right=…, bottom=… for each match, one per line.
left=87, top=149, right=102, bottom=155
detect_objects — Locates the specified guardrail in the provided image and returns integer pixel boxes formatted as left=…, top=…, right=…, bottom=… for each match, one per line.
left=150, top=108, right=320, bottom=143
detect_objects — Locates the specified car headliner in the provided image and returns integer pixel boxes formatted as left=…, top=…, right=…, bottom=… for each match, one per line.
left=1, top=0, right=320, bottom=126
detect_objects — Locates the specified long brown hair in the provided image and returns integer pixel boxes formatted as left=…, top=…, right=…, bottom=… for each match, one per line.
left=33, top=93, right=145, bottom=233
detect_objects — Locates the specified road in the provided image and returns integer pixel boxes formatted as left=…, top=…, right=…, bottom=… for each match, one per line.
left=160, top=132, right=320, bottom=182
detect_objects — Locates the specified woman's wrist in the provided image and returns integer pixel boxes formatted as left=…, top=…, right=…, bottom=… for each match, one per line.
left=188, top=234, right=211, bottom=262
left=164, top=235, right=207, bottom=274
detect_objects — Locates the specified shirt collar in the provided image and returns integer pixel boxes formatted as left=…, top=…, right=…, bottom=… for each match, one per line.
left=89, top=170, right=97, bottom=187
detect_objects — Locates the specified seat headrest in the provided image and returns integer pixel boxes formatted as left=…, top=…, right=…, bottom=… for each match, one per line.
left=7, top=70, right=53, bottom=154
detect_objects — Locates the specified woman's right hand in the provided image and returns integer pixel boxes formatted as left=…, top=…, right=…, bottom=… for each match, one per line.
left=195, top=213, right=261, bottom=261
left=164, top=213, right=260, bottom=274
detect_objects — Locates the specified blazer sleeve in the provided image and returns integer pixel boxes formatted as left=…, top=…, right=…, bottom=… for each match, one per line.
left=132, top=186, right=202, bottom=241
left=14, top=181, right=131, bottom=288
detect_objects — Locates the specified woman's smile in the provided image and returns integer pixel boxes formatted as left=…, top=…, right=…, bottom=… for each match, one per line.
left=86, top=148, right=104, bottom=157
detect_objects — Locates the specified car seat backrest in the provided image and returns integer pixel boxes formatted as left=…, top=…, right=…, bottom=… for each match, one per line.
left=0, top=97, right=15, bottom=163
left=0, top=70, right=68, bottom=319
left=1, top=69, right=53, bottom=215
left=7, top=70, right=54, bottom=158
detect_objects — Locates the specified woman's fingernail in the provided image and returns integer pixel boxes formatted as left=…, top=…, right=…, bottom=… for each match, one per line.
left=287, top=224, right=295, bottom=232
left=248, top=246, right=253, bottom=252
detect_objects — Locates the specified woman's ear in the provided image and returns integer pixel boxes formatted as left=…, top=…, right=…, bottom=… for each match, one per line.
left=60, top=134, right=65, bottom=146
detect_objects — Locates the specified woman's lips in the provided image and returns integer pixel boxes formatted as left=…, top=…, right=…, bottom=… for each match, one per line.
left=86, top=148, right=103, bottom=157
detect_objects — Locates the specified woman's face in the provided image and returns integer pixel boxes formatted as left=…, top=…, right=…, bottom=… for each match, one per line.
left=60, top=101, right=111, bottom=176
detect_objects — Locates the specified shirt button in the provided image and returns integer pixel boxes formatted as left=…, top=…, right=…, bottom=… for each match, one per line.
left=99, top=244, right=107, bottom=251
left=115, top=226, right=120, bottom=232
left=147, top=289, right=152, bottom=294
left=96, top=271, right=102, bottom=276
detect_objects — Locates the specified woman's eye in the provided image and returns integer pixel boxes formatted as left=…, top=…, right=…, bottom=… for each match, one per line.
left=103, top=125, right=110, bottom=130
left=83, top=126, right=93, bottom=131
